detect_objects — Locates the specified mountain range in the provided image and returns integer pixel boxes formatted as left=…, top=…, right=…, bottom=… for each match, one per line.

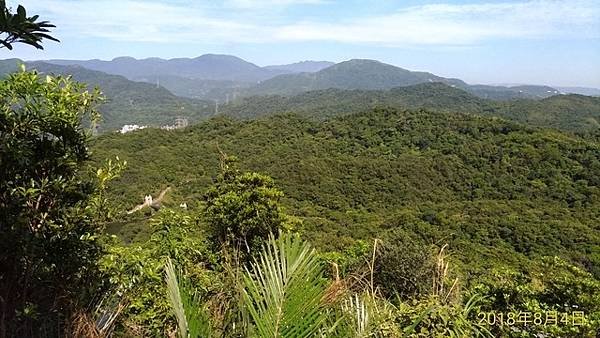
left=2, top=54, right=599, bottom=134
left=46, top=55, right=334, bottom=83
left=45, top=55, right=570, bottom=101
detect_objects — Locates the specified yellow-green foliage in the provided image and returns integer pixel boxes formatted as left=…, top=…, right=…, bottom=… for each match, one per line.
left=0, top=68, right=105, bottom=336
left=92, top=108, right=600, bottom=280
left=100, top=210, right=219, bottom=336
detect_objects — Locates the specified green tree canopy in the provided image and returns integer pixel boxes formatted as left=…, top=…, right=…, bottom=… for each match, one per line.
left=203, top=157, right=286, bottom=255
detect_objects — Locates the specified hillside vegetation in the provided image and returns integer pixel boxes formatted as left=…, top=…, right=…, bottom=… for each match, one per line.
left=4, top=66, right=600, bottom=337
left=89, top=109, right=600, bottom=335
left=4, top=5, right=600, bottom=336
left=222, top=83, right=600, bottom=133
left=92, top=108, right=600, bottom=279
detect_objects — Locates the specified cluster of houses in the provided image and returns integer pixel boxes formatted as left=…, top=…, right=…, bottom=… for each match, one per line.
left=119, top=118, right=188, bottom=134
left=119, top=124, right=147, bottom=134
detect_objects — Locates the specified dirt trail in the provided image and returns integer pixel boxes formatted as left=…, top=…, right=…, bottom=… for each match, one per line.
left=126, top=187, right=172, bottom=214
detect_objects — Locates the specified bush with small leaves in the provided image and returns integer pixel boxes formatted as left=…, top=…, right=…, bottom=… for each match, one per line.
left=203, top=157, right=286, bottom=256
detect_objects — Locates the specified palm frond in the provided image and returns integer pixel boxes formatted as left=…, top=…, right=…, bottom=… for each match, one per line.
left=165, top=257, right=213, bottom=338
left=242, top=232, right=330, bottom=338
left=165, top=258, right=189, bottom=338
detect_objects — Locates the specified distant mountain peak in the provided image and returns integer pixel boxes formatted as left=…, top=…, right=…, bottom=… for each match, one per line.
left=326, top=59, right=411, bottom=73
left=112, top=56, right=137, bottom=62
left=194, top=54, right=247, bottom=61
left=343, top=58, right=381, bottom=63
left=337, top=59, right=389, bottom=67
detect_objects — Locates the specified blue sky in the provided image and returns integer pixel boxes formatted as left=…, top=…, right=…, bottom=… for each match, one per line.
left=6, top=0, right=600, bottom=87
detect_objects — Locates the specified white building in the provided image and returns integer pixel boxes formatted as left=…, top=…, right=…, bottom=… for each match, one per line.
left=120, top=124, right=147, bottom=134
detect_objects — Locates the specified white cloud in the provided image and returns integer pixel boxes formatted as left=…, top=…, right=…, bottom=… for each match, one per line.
left=23, top=0, right=271, bottom=43
left=224, top=0, right=327, bottom=9
left=18, top=0, right=600, bottom=46
left=275, top=0, right=600, bottom=45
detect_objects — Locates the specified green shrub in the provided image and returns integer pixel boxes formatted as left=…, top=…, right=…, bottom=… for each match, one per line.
left=374, top=229, right=435, bottom=299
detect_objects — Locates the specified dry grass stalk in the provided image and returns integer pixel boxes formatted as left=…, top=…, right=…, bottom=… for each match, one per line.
left=432, top=244, right=459, bottom=303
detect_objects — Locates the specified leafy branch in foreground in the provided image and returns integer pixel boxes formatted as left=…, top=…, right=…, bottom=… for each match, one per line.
left=0, top=67, right=104, bottom=336
left=0, top=0, right=59, bottom=50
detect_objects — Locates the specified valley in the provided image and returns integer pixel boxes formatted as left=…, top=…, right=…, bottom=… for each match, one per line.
left=2, top=4, right=600, bottom=334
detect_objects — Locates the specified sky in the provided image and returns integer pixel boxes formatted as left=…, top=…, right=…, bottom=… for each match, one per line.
left=4, top=0, right=600, bottom=87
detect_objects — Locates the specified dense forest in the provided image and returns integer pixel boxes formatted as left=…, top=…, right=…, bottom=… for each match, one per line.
left=90, top=108, right=600, bottom=336
left=2, top=3, right=600, bottom=337
left=93, top=108, right=600, bottom=271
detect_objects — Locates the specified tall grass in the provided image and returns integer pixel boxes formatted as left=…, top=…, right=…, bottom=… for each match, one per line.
left=164, top=234, right=491, bottom=338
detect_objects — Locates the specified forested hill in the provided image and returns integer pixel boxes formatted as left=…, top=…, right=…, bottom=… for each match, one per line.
left=222, top=83, right=487, bottom=119
left=0, top=59, right=214, bottom=131
left=494, top=94, right=600, bottom=132
left=246, top=59, right=465, bottom=96
left=222, top=82, right=600, bottom=133
left=246, top=59, right=560, bottom=100
left=92, top=108, right=600, bottom=278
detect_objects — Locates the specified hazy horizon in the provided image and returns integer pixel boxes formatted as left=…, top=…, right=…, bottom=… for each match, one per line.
left=6, top=0, right=600, bottom=87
